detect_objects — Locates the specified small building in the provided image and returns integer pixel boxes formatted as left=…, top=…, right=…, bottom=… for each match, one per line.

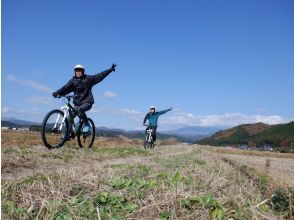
left=19, top=127, right=30, bottom=132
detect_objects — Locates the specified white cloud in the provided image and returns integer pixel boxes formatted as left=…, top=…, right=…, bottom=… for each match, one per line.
left=88, top=108, right=290, bottom=130
left=119, top=108, right=142, bottom=116
left=103, top=91, right=117, bottom=99
left=49, top=103, right=291, bottom=130
left=25, top=96, right=56, bottom=105
left=89, top=107, right=109, bottom=113
left=89, top=107, right=144, bottom=122
left=90, top=107, right=142, bottom=116
left=6, top=74, right=53, bottom=93
left=117, top=109, right=144, bottom=122
left=160, top=112, right=290, bottom=129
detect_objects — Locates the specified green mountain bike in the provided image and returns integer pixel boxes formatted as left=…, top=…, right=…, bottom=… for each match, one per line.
left=41, top=95, right=95, bottom=149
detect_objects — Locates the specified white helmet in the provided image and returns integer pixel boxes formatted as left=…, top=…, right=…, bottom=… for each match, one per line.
left=74, top=64, right=85, bottom=70
left=150, top=105, right=156, bottom=109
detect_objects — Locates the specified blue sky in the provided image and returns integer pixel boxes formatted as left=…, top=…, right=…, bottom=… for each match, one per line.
left=2, top=0, right=294, bottom=130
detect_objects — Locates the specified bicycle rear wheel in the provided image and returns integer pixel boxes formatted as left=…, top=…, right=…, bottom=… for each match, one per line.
left=146, top=142, right=151, bottom=149
left=77, top=118, right=95, bottom=148
left=144, top=140, right=148, bottom=149
left=41, top=109, right=69, bottom=149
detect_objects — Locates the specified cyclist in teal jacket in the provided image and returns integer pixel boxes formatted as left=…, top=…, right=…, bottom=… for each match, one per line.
left=143, top=106, right=172, bottom=144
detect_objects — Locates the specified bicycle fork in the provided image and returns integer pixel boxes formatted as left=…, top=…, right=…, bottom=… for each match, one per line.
left=146, top=129, right=153, bottom=142
left=53, top=106, right=69, bottom=131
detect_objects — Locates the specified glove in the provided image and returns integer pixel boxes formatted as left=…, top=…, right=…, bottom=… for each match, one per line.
left=52, top=92, right=59, bottom=98
left=111, top=63, right=117, bottom=72
left=169, top=107, right=173, bottom=111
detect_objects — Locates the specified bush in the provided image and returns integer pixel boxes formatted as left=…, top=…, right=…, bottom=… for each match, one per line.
left=271, top=188, right=290, bottom=213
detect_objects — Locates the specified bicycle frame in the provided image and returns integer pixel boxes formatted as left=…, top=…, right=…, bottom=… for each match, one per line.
left=53, top=98, right=79, bottom=133
left=146, top=127, right=153, bottom=143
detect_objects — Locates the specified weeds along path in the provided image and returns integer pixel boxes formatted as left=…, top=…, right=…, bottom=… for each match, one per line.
left=2, top=141, right=291, bottom=219
left=199, top=146, right=294, bottom=186
left=218, top=153, right=294, bottom=186
left=1, top=144, right=197, bottom=181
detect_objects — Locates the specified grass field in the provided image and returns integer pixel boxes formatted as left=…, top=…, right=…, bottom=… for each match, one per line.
left=202, top=146, right=294, bottom=186
left=1, top=131, right=293, bottom=219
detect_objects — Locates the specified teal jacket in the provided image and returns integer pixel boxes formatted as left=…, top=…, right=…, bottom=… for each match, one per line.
left=143, top=109, right=171, bottom=126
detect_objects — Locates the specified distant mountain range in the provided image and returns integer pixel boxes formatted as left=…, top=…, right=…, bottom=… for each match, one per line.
left=1, top=118, right=220, bottom=142
left=161, top=126, right=223, bottom=141
left=162, top=125, right=222, bottom=135
left=2, top=117, right=41, bottom=126
left=196, top=122, right=294, bottom=148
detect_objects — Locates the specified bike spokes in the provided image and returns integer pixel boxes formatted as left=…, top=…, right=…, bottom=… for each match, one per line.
left=77, top=118, right=95, bottom=148
left=41, top=110, right=68, bottom=149
left=144, top=128, right=154, bottom=149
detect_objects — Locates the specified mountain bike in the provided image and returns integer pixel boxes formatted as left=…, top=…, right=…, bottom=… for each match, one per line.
left=41, top=95, right=95, bottom=149
left=144, top=125, right=155, bottom=149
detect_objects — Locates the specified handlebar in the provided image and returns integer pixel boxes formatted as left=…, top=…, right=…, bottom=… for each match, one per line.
left=64, top=95, right=76, bottom=99
left=56, top=94, right=76, bottom=102
left=143, top=124, right=157, bottom=128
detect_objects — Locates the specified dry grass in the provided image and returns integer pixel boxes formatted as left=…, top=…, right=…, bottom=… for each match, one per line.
left=1, top=131, right=178, bottom=148
left=1, top=147, right=280, bottom=219
left=2, top=132, right=293, bottom=219
left=1, top=131, right=43, bottom=146
left=157, top=138, right=179, bottom=146
left=202, top=145, right=294, bottom=159
left=201, top=146, right=294, bottom=187
left=1, top=131, right=142, bottom=148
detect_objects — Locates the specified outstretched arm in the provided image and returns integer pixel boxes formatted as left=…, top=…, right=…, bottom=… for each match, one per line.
left=143, top=113, right=149, bottom=125
left=54, top=80, right=74, bottom=96
left=90, top=64, right=116, bottom=86
left=157, top=108, right=172, bottom=116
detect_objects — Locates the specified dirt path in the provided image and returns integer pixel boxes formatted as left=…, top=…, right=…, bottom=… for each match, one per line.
left=2, top=144, right=197, bottom=181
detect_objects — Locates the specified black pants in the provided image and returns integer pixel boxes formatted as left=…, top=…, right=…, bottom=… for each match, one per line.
left=145, top=126, right=157, bottom=142
left=74, top=103, right=92, bottom=125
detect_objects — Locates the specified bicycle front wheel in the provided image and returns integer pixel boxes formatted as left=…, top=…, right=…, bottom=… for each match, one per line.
left=77, top=118, right=95, bottom=148
left=41, top=109, right=69, bottom=149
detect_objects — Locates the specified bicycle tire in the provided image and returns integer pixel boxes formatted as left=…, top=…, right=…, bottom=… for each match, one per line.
left=41, top=109, right=69, bottom=149
left=77, top=118, right=95, bottom=148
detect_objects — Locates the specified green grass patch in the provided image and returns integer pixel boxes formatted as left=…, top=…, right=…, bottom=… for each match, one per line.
left=1, top=146, right=29, bottom=154
left=109, top=176, right=157, bottom=192
left=181, top=193, right=226, bottom=220
left=95, top=192, right=138, bottom=219
left=159, top=210, right=174, bottom=220
left=2, top=200, right=26, bottom=219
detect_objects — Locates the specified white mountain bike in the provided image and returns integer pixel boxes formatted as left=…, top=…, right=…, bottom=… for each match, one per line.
left=144, top=125, right=155, bottom=149
left=41, top=95, right=95, bottom=149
